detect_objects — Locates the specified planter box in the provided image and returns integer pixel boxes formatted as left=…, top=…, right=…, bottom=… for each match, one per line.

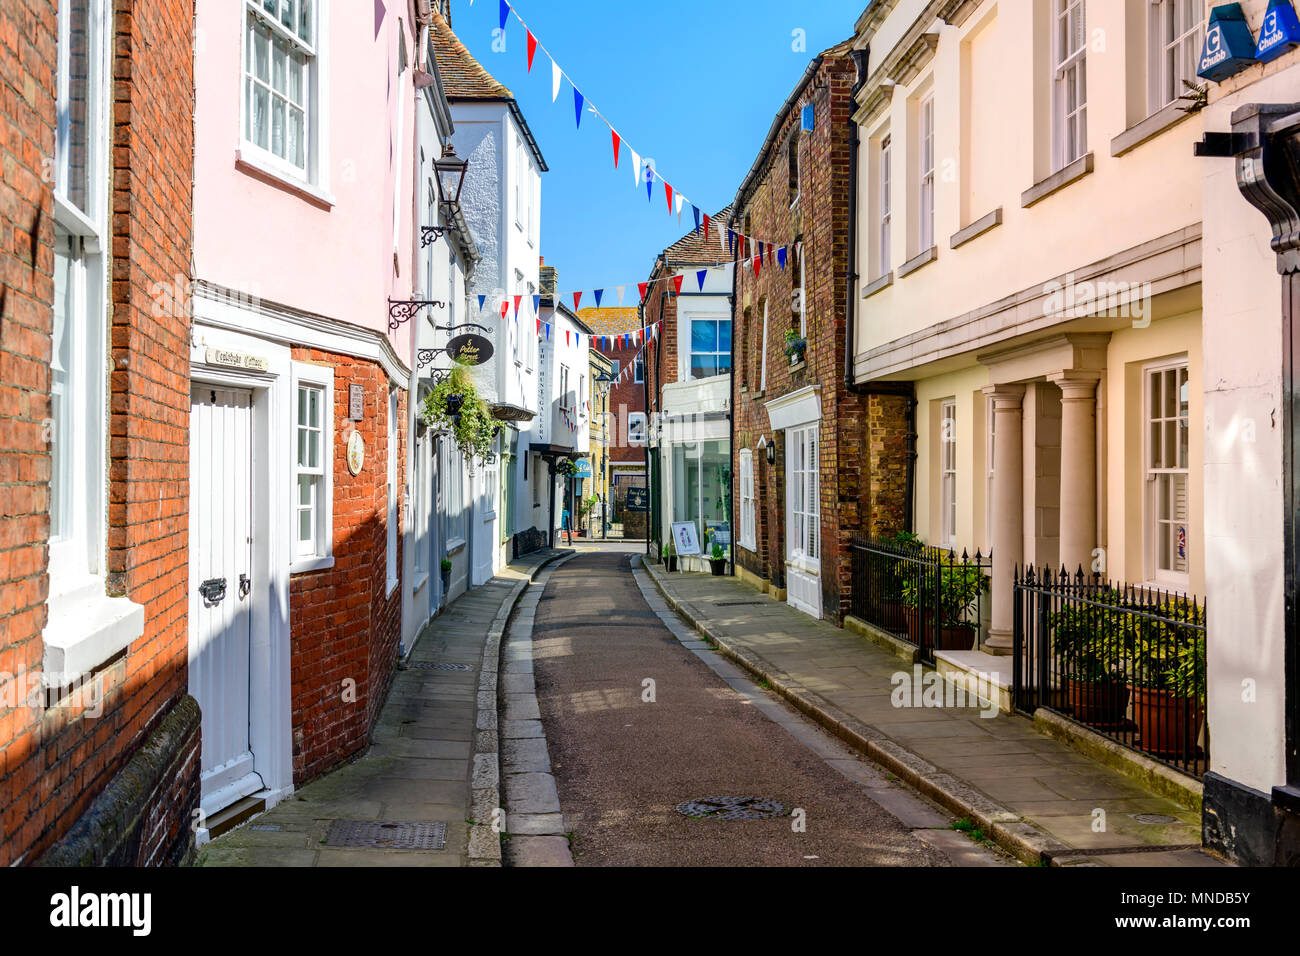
left=1130, top=686, right=1204, bottom=756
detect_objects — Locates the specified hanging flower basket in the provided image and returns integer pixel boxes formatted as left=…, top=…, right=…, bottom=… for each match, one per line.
left=420, top=364, right=502, bottom=465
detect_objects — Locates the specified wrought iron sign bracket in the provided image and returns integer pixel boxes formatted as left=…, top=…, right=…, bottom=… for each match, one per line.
left=388, top=299, right=447, bottom=331
left=421, top=225, right=447, bottom=248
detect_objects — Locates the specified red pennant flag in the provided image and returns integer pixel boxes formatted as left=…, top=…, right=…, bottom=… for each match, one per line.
left=664, top=182, right=673, bottom=215
left=527, top=31, right=538, bottom=71
left=671, top=274, right=684, bottom=296
left=752, top=256, right=761, bottom=278
left=501, top=300, right=509, bottom=318
left=536, top=317, right=541, bottom=335
left=702, top=213, right=711, bottom=240
left=612, top=130, right=621, bottom=169
left=573, top=291, right=583, bottom=310
left=512, top=294, right=522, bottom=318
left=637, top=282, right=648, bottom=303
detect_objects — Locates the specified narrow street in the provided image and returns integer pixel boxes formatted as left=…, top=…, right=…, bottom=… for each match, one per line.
left=514, top=546, right=1005, bottom=867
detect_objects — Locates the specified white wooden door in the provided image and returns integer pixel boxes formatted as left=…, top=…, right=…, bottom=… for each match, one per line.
left=189, top=386, right=262, bottom=816
left=785, top=425, right=822, bottom=619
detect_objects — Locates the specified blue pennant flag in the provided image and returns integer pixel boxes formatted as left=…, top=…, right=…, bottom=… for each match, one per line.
left=727, top=230, right=735, bottom=254
left=574, top=88, right=585, bottom=130
left=696, top=270, right=707, bottom=292
left=692, top=206, right=701, bottom=234
left=532, top=294, right=541, bottom=315
left=499, top=0, right=509, bottom=32
left=477, top=294, right=487, bottom=311
left=594, top=289, right=604, bottom=307
left=646, top=167, right=654, bottom=202
left=545, top=323, right=551, bottom=340
left=758, top=241, right=765, bottom=261
left=777, top=247, right=787, bottom=271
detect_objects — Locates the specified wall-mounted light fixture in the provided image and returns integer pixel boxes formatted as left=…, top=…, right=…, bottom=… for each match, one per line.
left=759, top=435, right=775, bottom=465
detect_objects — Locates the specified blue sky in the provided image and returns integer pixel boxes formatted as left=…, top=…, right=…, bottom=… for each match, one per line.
left=455, top=0, right=865, bottom=295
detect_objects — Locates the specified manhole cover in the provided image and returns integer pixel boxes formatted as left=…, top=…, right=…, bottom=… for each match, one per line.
left=1131, top=813, right=1179, bottom=825
left=408, top=661, right=472, bottom=672
left=325, top=820, right=448, bottom=850
left=676, top=796, right=791, bottom=821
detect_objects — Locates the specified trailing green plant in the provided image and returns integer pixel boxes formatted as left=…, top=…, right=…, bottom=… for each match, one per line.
left=554, top=457, right=578, bottom=478
left=1127, top=598, right=1207, bottom=701
left=783, top=329, right=807, bottom=360
left=420, top=364, right=502, bottom=465
left=1175, top=79, right=1208, bottom=114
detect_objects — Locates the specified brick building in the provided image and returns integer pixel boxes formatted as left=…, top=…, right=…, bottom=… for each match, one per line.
left=730, top=42, right=909, bottom=623
left=0, top=0, right=200, bottom=865
left=579, top=306, right=648, bottom=536
left=643, top=210, right=734, bottom=564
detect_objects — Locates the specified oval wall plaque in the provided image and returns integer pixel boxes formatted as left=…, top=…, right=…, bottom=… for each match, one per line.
left=447, top=333, right=494, bottom=367
left=347, top=431, right=366, bottom=476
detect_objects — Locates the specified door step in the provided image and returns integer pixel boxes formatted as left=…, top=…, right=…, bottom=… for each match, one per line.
left=205, top=794, right=268, bottom=840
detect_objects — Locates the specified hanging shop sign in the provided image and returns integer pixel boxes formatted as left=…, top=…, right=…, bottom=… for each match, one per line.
left=1255, top=0, right=1300, bottom=62
left=624, top=487, right=649, bottom=512
left=574, top=458, right=593, bottom=479
left=1198, top=4, right=1258, bottom=82
left=447, top=333, right=494, bottom=367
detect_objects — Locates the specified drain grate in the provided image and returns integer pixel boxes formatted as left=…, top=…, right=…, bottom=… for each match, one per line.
left=325, top=820, right=448, bottom=850
left=408, top=661, right=473, bottom=672
left=676, top=796, right=791, bottom=821
left=1130, top=813, right=1180, bottom=825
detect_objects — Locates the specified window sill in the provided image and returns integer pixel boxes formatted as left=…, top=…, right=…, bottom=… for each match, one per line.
left=1111, top=102, right=1193, bottom=158
left=43, top=583, right=145, bottom=687
left=950, top=207, right=1003, bottom=249
left=862, top=272, right=894, bottom=299
left=235, top=149, right=336, bottom=210
left=387, top=576, right=399, bottom=598
left=290, top=555, right=335, bottom=575
left=897, top=246, right=937, bottom=279
left=446, top=537, right=467, bottom=557
left=483, top=511, right=498, bottom=523
left=1021, top=152, right=1094, bottom=208
left=411, top=571, right=430, bottom=594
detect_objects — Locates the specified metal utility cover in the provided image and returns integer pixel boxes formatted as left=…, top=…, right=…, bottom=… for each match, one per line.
left=325, top=820, right=448, bottom=850
left=676, top=796, right=791, bottom=821
left=408, top=661, right=473, bottom=672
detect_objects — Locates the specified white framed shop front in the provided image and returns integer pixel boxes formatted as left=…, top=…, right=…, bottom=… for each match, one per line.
left=188, top=319, right=295, bottom=827
left=658, top=407, right=731, bottom=572
left=766, top=386, right=823, bottom=619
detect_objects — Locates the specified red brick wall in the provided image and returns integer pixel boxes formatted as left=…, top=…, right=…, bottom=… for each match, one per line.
left=602, top=340, right=645, bottom=463
left=289, top=348, right=405, bottom=785
left=730, top=52, right=903, bottom=624
left=0, top=0, right=198, bottom=865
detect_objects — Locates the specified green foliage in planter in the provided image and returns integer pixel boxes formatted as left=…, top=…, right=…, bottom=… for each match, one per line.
left=711, top=542, right=726, bottom=560
left=900, top=560, right=987, bottom=626
left=784, top=329, right=807, bottom=359
left=662, top=538, right=676, bottom=559
left=1127, top=599, right=1206, bottom=701
left=440, top=557, right=453, bottom=574
left=554, top=458, right=578, bottom=478
left=1048, top=592, right=1129, bottom=684
left=420, top=364, right=502, bottom=465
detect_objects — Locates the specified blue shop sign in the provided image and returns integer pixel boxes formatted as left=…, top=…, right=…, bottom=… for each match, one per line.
left=574, top=458, right=593, bottom=478
left=1256, top=0, right=1300, bottom=62
left=1198, top=3, right=1258, bottom=82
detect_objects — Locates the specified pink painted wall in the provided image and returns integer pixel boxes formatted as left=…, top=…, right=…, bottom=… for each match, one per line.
left=193, top=0, right=418, bottom=362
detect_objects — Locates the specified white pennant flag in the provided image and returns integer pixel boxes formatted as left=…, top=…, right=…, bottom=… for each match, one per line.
left=552, top=60, right=562, bottom=102
left=630, top=149, right=641, bottom=189
left=719, top=223, right=727, bottom=253
left=616, top=285, right=625, bottom=305
left=676, top=193, right=685, bottom=222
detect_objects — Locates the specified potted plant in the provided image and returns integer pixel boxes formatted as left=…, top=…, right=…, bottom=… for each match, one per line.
left=420, top=364, right=503, bottom=465
left=1049, top=593, right=1130, bottom=726
left=440, top=557, right=452, bottom=594
left=875, top=531, right=922, bottom=631
left=662, top=538, right=677, bottom=573
left=784, top=329, right=807, bottom=366
left=1126, top=600, right=1206, bottom=756
left=899, top=554, right=985, bottom=651
left=708, top=542, right=728, bottom=576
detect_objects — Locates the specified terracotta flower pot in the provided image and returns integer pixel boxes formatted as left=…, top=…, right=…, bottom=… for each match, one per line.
left=903, top=606, right=932, bottom=648
left=1130, top=686, right=1204, bottom=756
left=1064, top=678, right=1130, bottom=727
left=935, top=622, right=976, bottom=651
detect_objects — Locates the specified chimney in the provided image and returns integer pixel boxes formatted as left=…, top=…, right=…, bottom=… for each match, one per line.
left=540, top=263, right=557, bottom=299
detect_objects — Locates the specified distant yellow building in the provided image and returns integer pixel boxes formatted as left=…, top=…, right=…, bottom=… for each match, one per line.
left=586, top=348, right=614, bottom=537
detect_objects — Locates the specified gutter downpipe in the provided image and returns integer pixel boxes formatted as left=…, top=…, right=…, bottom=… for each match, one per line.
left=843, top=45, right=918, bottom=534
left=728, top=233, right=740, bottom=578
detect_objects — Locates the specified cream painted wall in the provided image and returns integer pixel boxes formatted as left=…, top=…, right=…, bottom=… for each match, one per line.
left=913, top=366, right=990, bottom=551
left=854, top=0, right=1202, bottom=355
left=1200, top=57, right=1296, bottom=795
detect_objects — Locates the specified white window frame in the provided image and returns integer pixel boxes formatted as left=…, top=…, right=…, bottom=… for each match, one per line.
left=412, top=422, right=429, bottom=583
left=878, top=134, right=892, bottom=278
left=387, top=387, right=399, bottom=595
left=240, top=0, right=329, bottom=189
left=391, top=17, right=408, bottom=256
left=759, top=301, right=769, bottom=392
left=739, top=449, right=756, bottom=551
left=515, top=140, right=524, bottom=230
left=689, top=316, right=730, bottom=381
left=940, top=399, right=957, bottom=549
left=290, top=362, right=335, bottom=572
left=787, top=425, right=820, bottom=567
left=445, top=446, right=467, bottom=550
left=1148, top=0, right=1202, bottom=114
left=797, top=255, right=806, bottom=338
left=50, top=0, right=110, bottom=596
left=634, top=354, right=645, bottom=384
left=918, top=95, right=935, bottom=253
left=1143, top=358, right=1191, bottom=588
left=559, top=364, right=572, bottom=412
left=628, top=412, right=647, bottom=445
left=1053, top=0, right=1088, bottom=171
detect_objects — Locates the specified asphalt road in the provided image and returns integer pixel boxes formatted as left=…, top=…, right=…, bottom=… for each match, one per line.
left=529, top=549, right=1006, bottom=867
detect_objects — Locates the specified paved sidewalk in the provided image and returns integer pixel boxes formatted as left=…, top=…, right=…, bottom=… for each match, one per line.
left=644, top=561, right=1226, bottom=867
left=195, top=549, right=567, bottom=868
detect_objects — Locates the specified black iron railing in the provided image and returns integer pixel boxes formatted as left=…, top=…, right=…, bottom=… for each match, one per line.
left=849, top=537, right=992, bottom=663
left=1012, top=566, right=1207, bottom=777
